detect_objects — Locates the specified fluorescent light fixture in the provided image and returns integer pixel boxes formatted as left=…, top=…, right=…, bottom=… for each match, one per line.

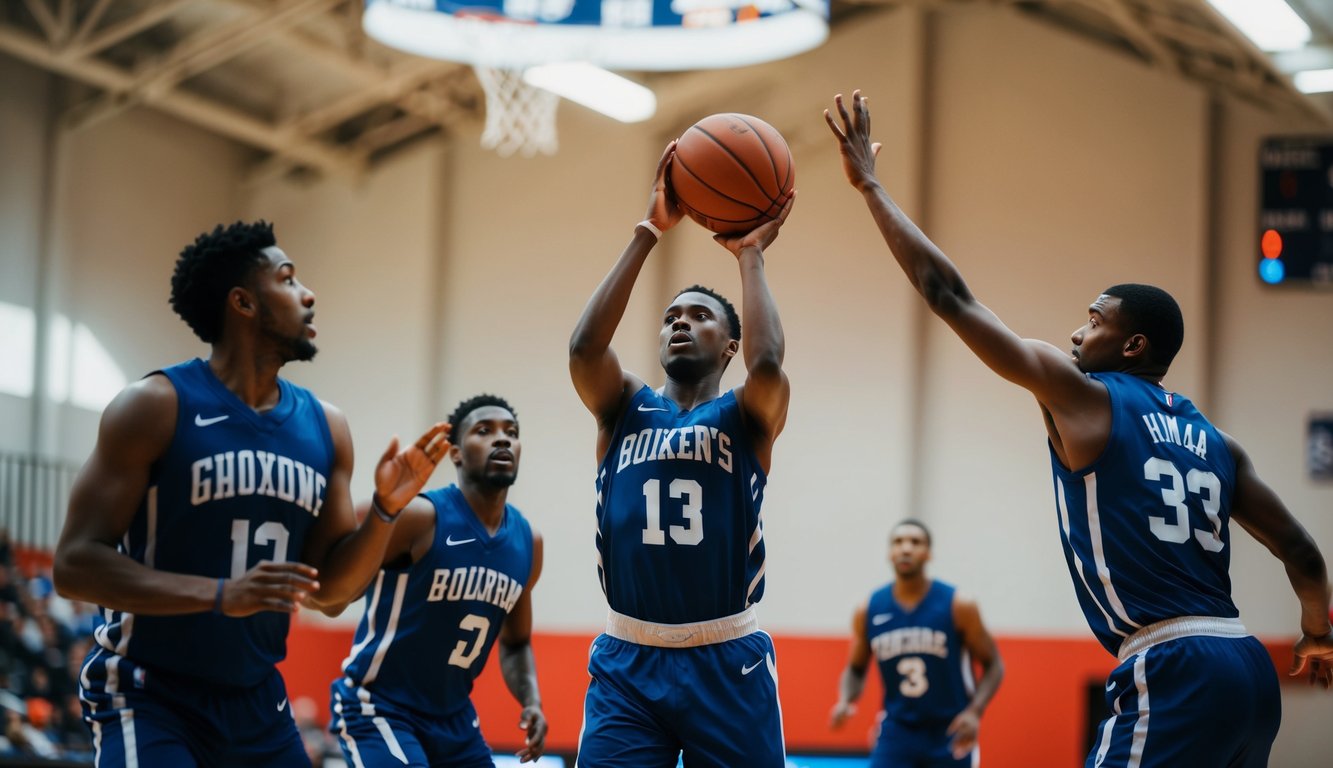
left=1294, top=68, right=1333, bottom=94
left=523, top=63, right=656, bottom=123
left=1207, top=0, right=1311, bottom=52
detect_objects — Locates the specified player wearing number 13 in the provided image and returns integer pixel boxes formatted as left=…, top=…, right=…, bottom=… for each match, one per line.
left=827, top=91, right=1333, bottom=767
left=53, top=221, right=449, bottom=767
left=569, top=143, right=794, bottom=767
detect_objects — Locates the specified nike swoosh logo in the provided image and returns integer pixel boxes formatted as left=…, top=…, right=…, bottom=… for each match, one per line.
left=741, top=660, right=763, bottom=676
left=446, top=535, right=476, bottom=546
left=276, top=698, right=288, bottom=712
left=1106, top=680, right=1116, bottom=692
left=871, top=613, right=893, bottom=625
left=637, top=404, right=668, bottom=412
left=195, top=414, right=229, bottom=427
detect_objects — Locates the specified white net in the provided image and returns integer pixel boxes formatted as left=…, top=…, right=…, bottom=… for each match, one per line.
left=473, top=65, right=560, bottom=158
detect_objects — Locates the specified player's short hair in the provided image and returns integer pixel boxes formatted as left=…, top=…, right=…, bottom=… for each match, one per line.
left=170, top=221, right=277, bottom=342
left=1103, top=283, right=1184, bottom=367
left=891, top=518, right=932, bottom=547
left=448, top=394, right=518, bottom=437
left=674, top=285, right=741, bottom=341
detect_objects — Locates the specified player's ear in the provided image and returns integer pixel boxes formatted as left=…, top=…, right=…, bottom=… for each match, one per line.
left=723, top=339, right=739, bottom=360
left=230, top=287, right=256, bottom=317
left=448, top=443, right=462, bottom=468
left=1123, top=334, right=1148, bottom=359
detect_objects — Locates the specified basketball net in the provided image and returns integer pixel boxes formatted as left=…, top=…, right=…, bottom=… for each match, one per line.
left=473, top=66, right=559, bottom=158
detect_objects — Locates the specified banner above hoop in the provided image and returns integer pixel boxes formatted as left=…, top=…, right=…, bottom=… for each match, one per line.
left=363, top=0, right=829, bottom=71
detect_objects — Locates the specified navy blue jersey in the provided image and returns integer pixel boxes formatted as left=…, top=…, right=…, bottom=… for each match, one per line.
left=594, top=386, right=766, bottom=624
left=93, top=358, right=332, bottom=687
left=338, top=485, right=533, bottom=718
left=867, top=581, right=973, bottom=727
left=1050, top=372, right=1239, bottom=656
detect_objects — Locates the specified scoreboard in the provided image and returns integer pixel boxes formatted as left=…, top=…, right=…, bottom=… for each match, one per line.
left=1258, top=137, right=1333, bottom=287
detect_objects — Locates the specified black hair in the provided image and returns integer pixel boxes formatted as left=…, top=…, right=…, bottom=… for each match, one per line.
left=1102, top=283, right=1184, bottom=367
left=170, top=221, right=277, bottom=342
left=674, top=284, right=740, bottom=341
left=891, top=518, right=932, bottom=547
left=447, top=394, right=518, bottom=437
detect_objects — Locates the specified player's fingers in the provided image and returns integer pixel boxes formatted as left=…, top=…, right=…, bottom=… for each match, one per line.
left=1290, top=654, right=1309, bottom=677
left=835, top=93, right=852, bottom=127
left=655, top=140, right=677, bottom=178
left=380, top=435, right=401, bottom=466
left=257, top=560, right=319, bottom=580
left=872, top=142, right=883, bottom=158
left=824, top=109, right=846, bottom=141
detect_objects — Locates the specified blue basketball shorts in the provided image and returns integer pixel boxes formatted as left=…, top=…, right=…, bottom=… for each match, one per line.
left=576, top=617, right=784, bottom=768
left=871, top=717, right=975, bottom=768
left=1087, top=630, right=1279, bottom=768
left=330, top=678, right=493, bottom=768
left=78, top=647, right=306, bottom=768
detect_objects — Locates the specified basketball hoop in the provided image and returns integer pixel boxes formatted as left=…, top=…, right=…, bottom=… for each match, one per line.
left=473, top=65, right=560, bottom=158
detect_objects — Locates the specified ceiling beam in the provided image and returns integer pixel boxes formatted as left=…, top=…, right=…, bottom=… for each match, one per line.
left=63, top=0, right=193, bottom=60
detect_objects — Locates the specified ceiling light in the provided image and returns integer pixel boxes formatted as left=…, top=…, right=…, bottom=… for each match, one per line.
left=523, top=63, right=656, bottom=123
left=1207, top=0, right=1311, bottom=52
left=1294, top=68, right=1333, bottom=94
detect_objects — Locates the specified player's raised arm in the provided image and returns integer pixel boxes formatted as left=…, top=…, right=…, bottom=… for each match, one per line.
left=569, top=142, right=680, bottom=440
left=302, top=415, right=449, bottom=609
left=54, top=377, right=318, bottom=616
left=825, top=91, right=1092, bottom=412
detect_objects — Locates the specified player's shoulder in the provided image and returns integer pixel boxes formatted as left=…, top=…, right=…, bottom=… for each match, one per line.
left=107, top=373, right=179, bottom=423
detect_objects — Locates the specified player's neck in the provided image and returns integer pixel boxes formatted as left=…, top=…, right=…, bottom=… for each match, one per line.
left=892, top=576, right=930, bottom=606
left=206, top=343, right=284, bottom=411
left=459, top=482, right=508, bottom=535
left=661, top=373, right=722, bottom=411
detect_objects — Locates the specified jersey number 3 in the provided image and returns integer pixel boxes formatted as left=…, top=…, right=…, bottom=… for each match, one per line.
left=1143, top=458, right=1224, bottom=552
left=641, top=478, right=703, bottom=546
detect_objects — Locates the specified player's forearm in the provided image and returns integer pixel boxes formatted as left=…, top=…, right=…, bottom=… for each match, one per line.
left=569, top=230, right=655, bottom=358
left=499, top=640, right=542, bottom=709
left=838, top=664, right=867, bottom=705
left=738, top=247, right=785, bottom=372
left=966, top=658, right=1005, bottom=716
left=306, top=516, right=394, bottom=608
left=1280, top=537, right=1333, bottom=637
left=54, top=540, right=219, bottom=615
left=859, top=183, right=973, bottom=318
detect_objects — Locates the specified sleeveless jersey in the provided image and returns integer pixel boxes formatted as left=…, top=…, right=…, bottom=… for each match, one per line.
left=868, top=580, right=973, bottom=726
left=339, top=485, right=533, bottom=717
left=94, top=358, right=332, bottom=687
left=594, top=386, right=766, bottom=624
left=1050, top=372, right=1239, bottom=656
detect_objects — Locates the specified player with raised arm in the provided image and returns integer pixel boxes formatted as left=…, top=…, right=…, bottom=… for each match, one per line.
left=54, top=221, right=448, bottom=767
left=568, top=142, right=794, bottom=767
left=826, top=90, right=1333, bottom=767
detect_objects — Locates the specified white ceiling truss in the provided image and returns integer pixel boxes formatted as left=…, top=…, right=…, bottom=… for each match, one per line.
left=1, top=0, right=1328, bottom=181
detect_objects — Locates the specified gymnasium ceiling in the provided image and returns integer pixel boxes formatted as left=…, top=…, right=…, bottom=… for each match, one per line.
left=2, top=0, right=1330, bottom=181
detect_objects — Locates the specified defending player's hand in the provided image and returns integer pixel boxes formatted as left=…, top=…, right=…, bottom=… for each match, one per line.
left=372, top=422, right=450, bottom=516
left=827, top=699, right=856, bottom=730
left=515, top=704, right=547, bottom=763
left=713, top=192, right=795, bottom=258
left=220, top=560, right=320, bottom=616
left=1290, top=631, right=1333, bottom=689
left=824, top=90, right=883, bottom=192
left=643, top=140, right=685, bottom=235
left=946, top=708, right=980, bottom=759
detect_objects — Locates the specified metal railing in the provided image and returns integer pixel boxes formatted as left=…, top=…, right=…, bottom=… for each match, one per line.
left=0, top=453, right=78, bottom=552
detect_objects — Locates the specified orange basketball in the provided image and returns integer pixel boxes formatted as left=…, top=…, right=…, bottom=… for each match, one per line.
left=668, top=113, right=794, bottom=235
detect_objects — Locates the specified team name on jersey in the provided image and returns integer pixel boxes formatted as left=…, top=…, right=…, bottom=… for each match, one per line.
left=871, top=627, right=949, bottom=661
left=427, top=566, right=524, bottom=612
left=190, top=450, right=327, bottom=515
left=615, top=426, right=734, bottom=475
left=1140, top=413, right=1208, bottom=459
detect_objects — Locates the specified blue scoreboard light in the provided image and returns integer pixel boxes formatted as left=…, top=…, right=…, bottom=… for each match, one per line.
left=1258, top=137, right=1333, bottom=287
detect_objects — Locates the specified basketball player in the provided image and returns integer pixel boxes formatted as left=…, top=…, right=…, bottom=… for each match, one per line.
left=327, top=394, right=545, bottom=766
left=52, top=221, right=451, bottom=767
left=568, top=142, right=794, bottom=767
left=826, top=91, right=1333, bottom=766
left=830, top=519, right=1004, bottom=767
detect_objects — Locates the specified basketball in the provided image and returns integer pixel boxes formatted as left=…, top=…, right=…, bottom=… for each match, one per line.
left=668, top=113, right=795, bottom=235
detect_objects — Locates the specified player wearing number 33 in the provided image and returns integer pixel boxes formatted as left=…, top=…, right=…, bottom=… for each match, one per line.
left=827, top=91, right=1333, bottom=767
left=53, top=221, right=450, bottom=767
left=569, top=142, right=794, bottom=767
left=327, top=394, right=546, bottom=767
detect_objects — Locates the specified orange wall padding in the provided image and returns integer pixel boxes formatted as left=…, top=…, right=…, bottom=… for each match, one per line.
left=280, top=622, right=1287, bottom=765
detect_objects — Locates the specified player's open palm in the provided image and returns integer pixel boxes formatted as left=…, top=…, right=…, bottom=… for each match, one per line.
left=515, top=705, right=547, bottom=763
left=221, top=560, right=320, bottom=616
left=828, top=699, right=856, bottom=730
left=1291, top=632, right=1333, bottom=689
left=714, top=193, right=794, bottom=257
left=824, top=90, right=882, bottom=192
left=374, top=422, right=450, bottom=513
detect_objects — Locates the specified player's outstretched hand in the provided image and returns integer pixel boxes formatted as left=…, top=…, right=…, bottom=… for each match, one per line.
left=824, top=90, right=883, bottom=192
left=644, top=140, right=685, bottom=235
left=515, top=704, right=547, bottom=763
left=373, top=422, right=450, bottom=515
left=714, top=191, right=795, bottom=258
left=220, top=560, right=320, bottom=616
left=828, top=699, right=856, bottom=730
left=946, top=708, right=981, bottom=759
left=1291, top=631, right=1333, bottom=689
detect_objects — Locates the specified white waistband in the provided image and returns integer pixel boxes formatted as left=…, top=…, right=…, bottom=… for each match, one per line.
left=1117, top=615, right=1249, bottom=662
left=605, top=606, right=758, bottom=648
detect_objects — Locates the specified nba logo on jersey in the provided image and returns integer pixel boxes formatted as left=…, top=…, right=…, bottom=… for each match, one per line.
left=1166, top=393, right=1174, bottom=406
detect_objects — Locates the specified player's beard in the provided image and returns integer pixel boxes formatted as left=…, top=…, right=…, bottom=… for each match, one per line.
left=663, top=354, right=710, bottom=383
left=259, top=302, right=317, bottom=362
left=484, top=471, right=517, bottom=490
